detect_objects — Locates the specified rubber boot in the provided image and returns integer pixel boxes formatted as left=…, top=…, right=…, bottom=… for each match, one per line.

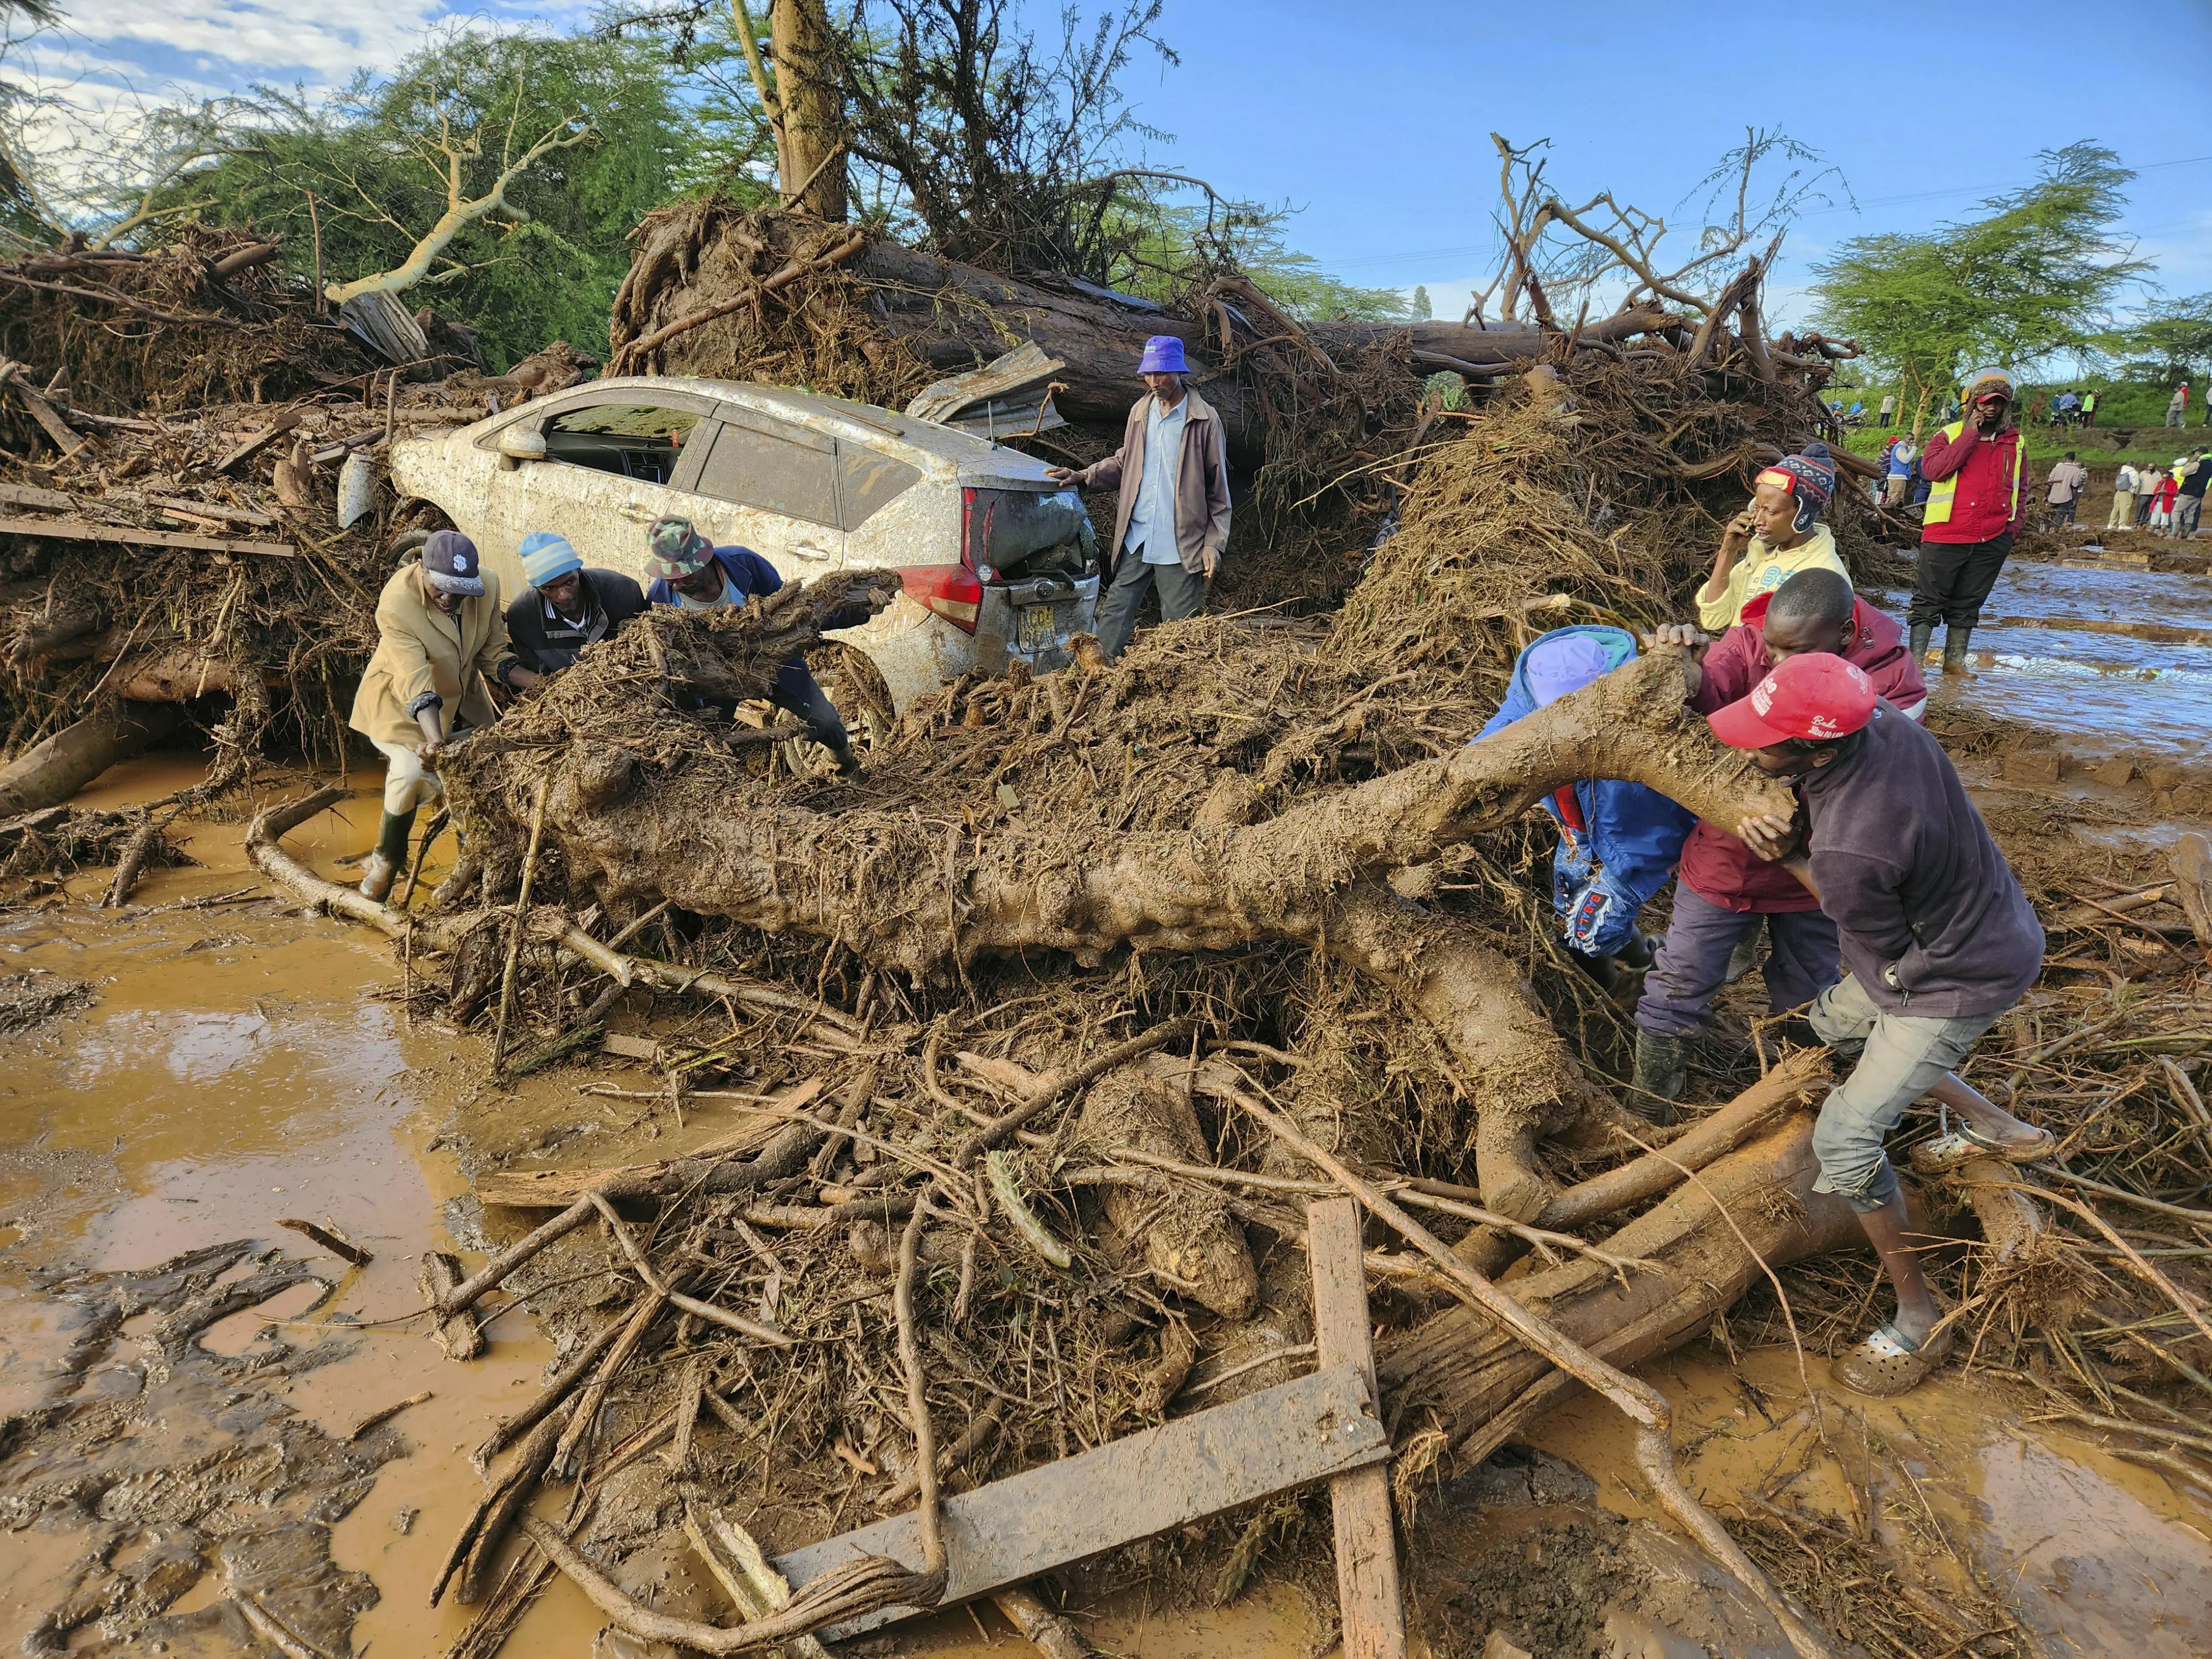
left=358, top=805, right=417, bottom=903
left=1631, top=1030, right=1689, bottom=1124
left=1908, top=622, right=1933, bottom=666
left=1722, top=932, right=1761, bottom=985
left=1942, top=625, right=1974, bottom=678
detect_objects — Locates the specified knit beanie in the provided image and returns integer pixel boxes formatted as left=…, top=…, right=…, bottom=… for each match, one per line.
left=519, top=530, right=582, bottom=588
left=1758, top=441, right=1837, bottom=535
left=645, top=515, right=713, bottom=581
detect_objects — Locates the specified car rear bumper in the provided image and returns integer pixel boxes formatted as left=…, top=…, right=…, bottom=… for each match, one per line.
left=830, top=573, right=1100, bottom=712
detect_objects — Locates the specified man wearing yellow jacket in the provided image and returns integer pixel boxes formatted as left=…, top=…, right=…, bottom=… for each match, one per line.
left=1695, top=442, right=1850, bottom=631
left=348, top=530, right=539, bottom=901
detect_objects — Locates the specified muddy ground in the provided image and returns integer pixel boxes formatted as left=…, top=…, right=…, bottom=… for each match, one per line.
left=2, top=542, right=2210, bottom=1658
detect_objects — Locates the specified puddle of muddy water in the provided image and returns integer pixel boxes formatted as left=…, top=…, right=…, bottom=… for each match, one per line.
left=1876, top=561, right=2212, bottom=755
left=0, top=758, right=566, bottom=1656
left=1527, top=1343, right=2212, bottom=1659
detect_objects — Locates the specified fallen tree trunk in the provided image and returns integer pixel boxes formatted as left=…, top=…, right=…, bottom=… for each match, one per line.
left=608, top=206, right=1687, bottom=460
left=447, top=636, right=1793, bottom=985
left=1377, top=1113, right=1863, bottom=1438
left=0, top=701, right=178, bottom=816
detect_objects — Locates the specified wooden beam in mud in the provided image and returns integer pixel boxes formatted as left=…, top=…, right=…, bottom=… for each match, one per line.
left=769, top=1363, right=1391, bottom=1639
left=1307, top=1197, right=1407, bottom=1659
left=470, top=1078, right=823, bottom=1207
left=0, top=514, right=295, bottom=557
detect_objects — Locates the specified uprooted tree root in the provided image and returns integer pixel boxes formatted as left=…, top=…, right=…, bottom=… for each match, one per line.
left=30, top=265, right=2212, bottom=1656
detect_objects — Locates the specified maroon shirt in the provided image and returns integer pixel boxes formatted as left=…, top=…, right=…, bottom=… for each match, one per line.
left=1917, top=424, right=2026, bottom=544
left=1678, top=593, right=1929, bottom=913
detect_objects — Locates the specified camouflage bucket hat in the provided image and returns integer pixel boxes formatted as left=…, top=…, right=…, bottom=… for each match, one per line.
left=645, top=514, right=713, bottom=581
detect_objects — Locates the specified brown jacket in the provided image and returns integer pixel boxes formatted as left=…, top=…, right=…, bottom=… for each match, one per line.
left=349, top=565, right=508, bottom=747
left=1074, top=388, right=1232, bottom=574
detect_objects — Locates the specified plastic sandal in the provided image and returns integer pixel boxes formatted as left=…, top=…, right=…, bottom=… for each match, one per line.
left=1908, top=1121, right=2058, bottom=1176
left=1832, top=1317, right=1955, bottom=1399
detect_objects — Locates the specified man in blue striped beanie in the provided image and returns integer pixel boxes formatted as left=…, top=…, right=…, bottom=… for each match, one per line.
left=502, top=529, right=649, bottom=678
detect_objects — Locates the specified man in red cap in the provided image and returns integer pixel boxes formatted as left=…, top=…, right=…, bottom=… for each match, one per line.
left=1047, top=334, right=1231, bottom=660
left=1631, top=570, right=1927, bottom=1109
left=1704, top=650, right=2052, bottom=1397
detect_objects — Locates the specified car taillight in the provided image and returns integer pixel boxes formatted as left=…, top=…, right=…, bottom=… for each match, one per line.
left=898, top=556, right=984, bottom=633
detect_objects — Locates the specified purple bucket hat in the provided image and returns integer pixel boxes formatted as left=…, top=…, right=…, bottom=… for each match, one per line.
left=1138, top=335, right=1188, bottom=375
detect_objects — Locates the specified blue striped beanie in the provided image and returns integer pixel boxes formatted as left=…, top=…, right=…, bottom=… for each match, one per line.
left=520, top=531, right=582, bottom=588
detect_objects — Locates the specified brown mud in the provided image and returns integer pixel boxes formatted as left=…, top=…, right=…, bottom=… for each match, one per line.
left=1, top=748, right=2206, bottom=1659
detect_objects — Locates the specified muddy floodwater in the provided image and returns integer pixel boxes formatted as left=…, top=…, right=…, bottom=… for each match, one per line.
left=3, top=754, right=2210, bottom=1658
left=1883, top=556, right=2212, bottom=754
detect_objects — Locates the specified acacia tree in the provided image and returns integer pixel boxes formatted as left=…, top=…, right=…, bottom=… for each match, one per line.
left=171, top=28, right=685, bottom=365
left=2099, top=293, right=2212, bottom=384
left=1809, top=143, right=2150, bottom=435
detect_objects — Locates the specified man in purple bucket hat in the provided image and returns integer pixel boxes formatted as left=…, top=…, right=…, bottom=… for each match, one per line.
left=1047, top=333, right=1231, bottom=660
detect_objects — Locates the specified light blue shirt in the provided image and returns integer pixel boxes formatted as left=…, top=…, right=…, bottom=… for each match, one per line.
left=1126, top=393, right=1188, bottom=567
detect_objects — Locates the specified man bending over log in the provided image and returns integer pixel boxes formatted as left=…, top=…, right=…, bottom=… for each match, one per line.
left=1707, top=650, right=2054, bottom=1396
left=642, top=515, right=863, bottom=774
left=1474, top=627, right=1693, bottom=999
left=503, top=531, right=648, bottom=677
left=352, top=530, right=539, bottom=901
left=1045, top=335, right=1231, bottom=661
left=1634, top=571, right=1926, bottom=1110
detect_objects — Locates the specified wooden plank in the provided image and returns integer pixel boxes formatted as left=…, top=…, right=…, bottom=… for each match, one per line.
left=0, top=481, right=75, bottom=511
left=473, top=1077, right=824, bottom=1207
left=0, top=514, right=295, bottom=558
left=1308, top=1197, right=1407, bottom=1659
left=771, top=1362, right=1390, bottom=1639
left=212, top=409, right=300, bottom=473
left=145, top=494, right=276, bottom=528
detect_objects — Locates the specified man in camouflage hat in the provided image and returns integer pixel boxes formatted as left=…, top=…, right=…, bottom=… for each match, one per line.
left=643, top=515, right=863, bottom=773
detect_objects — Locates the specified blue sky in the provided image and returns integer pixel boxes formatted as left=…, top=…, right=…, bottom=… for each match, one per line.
left=19, top=0, right=2212, bottom=328
left=1129, top=0, right=2212, bottom=328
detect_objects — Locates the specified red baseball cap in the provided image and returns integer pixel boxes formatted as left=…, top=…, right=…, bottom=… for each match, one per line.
left=1708, top=652, right=1876, bottom=749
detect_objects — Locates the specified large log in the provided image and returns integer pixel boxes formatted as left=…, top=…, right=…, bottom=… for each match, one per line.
left=1377, top=1114, right=1864, bottom=1437
left=609, top=208, right=1686, bottom=460
left=0, top=701, right=178, bottom=816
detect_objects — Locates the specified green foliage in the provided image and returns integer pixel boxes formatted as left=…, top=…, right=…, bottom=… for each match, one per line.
left=1410, top=284, right=1432, bottom=322
left=1808, top=143, right=2150, bottom=410
left=166, top=26, right=691, bottom=368
left=2096, top=293, right=2212, bottom=383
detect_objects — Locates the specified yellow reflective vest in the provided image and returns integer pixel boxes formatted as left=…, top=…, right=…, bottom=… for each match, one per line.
left=1922, top=421, right=2022, bottom=530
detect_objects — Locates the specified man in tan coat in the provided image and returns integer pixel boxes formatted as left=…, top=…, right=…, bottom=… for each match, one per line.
left=1047, top=335, right=1231, bottom=660
left=349, top=530, right=537, bottom=900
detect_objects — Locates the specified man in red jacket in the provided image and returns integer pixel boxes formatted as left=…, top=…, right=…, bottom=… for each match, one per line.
left=1910, top=367, right=2025, bottom=677
left=1632, top=569, right=1927, bottom=1109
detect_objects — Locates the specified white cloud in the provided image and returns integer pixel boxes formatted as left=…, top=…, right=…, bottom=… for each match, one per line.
left=35, top=0, right=447, bottom=87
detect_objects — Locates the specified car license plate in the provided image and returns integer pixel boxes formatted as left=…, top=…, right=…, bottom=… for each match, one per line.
left=1015, top=604, right=1058, bottom=654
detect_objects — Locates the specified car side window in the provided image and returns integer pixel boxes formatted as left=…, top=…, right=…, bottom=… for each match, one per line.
left=541, top=402, right=699, bottom=486
left=837, top=445, right=922, bottom=530
left=695, top=414, right=838, bottom=527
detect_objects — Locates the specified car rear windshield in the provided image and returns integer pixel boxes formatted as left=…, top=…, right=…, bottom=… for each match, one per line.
left=967, top=488, right=1090, bottom=573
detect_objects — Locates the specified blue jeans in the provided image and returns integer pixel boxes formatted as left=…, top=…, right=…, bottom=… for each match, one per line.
left=1635, top=886, right=1841, bottom=1037
left=1807, top=974, right=2002, bottom=1213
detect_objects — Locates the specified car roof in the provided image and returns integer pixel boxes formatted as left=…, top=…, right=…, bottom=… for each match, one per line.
left=530, top=374, right=1057, bottom=484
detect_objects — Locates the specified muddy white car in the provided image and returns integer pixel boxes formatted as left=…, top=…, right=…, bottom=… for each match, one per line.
left=387, top=375, right=1100, bottom=712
